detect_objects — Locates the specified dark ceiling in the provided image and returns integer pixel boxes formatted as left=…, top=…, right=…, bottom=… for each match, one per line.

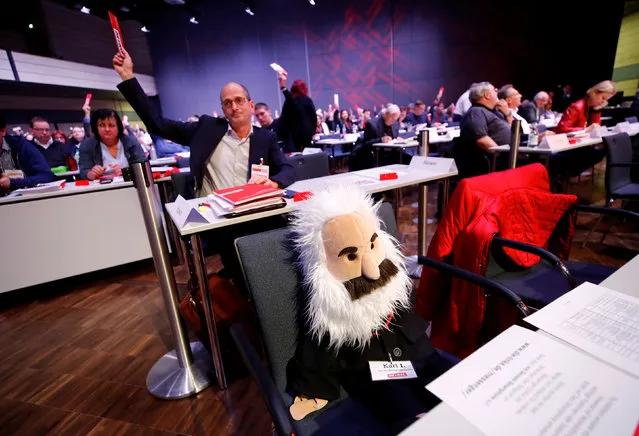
left=46, top=0, right=201, bottom=24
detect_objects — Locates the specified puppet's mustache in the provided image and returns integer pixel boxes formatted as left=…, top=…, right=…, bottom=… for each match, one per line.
left=343, top=259, right=399, bottom=300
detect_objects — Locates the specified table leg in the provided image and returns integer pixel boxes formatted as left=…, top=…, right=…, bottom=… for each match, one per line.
left=441, top=178, right=450, bottom=212
left=399, top=148, right=403, bottom=165
left=190, top=234, right=227, bottom=390
left=491, top=153, right=498, bottom=172
left=376, top=148, right=380, bottom=167
left=418, top=183, right=428, bottom=257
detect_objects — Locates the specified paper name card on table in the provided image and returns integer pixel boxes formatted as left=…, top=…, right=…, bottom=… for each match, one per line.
left=343, top=133, right=360, bottom=142
left=614, top=122, right=631, bottom=133
left=409, top=156, right=456, bottom=173
left=538, top=133, right=569, bottom=150
left=426, top=325, right=639, bottom=436
left=524, top=281, right=639, bottom=378
left=172, top=195, right=211, bottom=229
left=301, top=147, right=323, bottom=155
left=590, top=126, right=612, bottom=138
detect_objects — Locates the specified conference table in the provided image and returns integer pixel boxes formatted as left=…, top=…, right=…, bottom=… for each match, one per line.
left=488, top=123, right=639, bottom=170
left=0, top=179, right=164, bottom=293
left=164, top=162, right=458, bottom=390
left=399, top=253, right=639, bottom=436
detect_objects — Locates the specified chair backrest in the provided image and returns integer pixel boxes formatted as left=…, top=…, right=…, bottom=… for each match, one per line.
left=287, top=152, right=330, bottom=181
left=603, top=133, right=633, bottom=196
left=235, top=203, right=399, bottom=394
left=170, top=172, right=196, bottom=200
left=176, top=157, right=190, bottom=168
left=452, top=136, right=490, bottom=178
left=625, top=116, right=638, bottom=124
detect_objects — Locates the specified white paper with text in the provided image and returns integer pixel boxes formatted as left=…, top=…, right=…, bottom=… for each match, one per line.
left=426, top=325, right=639, bottom=436
left=524, top=282, right=639, bottom=378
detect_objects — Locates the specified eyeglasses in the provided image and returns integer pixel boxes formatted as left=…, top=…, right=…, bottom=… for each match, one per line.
left=222, top=96, right=248, bottom=109
left=32, top=128, right=50, bottom=133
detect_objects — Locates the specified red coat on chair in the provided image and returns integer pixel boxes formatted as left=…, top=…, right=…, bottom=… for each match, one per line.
left=415, top=164, right=578, bottom=357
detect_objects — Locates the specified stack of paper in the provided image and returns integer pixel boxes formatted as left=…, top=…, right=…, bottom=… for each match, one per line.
left=12, top=180, right=65, bottom=195
left=421, top=282, right=639, bottom=436
left=208, top=183, right=286, bottom=217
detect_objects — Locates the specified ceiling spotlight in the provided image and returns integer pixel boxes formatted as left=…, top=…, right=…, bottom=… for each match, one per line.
left=141, top=26, right=150, bottom=32
left=189, top=16, right=199, bottom=24
left=309, top=0, right=315, bottom=4
left=80, top=6, right=90, bottom=14
left=120, top=6, right=130, bottom=12
left=28, top=23, right=34, bottom=29
left=245, top=7, right=254, bottom=15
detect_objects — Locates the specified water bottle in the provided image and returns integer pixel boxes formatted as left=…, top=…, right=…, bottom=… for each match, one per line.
left=353, top=124, right=358, bottom=133
left=528, top=124, right=538, bottom=147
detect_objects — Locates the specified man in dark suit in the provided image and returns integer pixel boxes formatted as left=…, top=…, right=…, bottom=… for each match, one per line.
left=113, top=49, right=295, bottom=285
left=519, top=91, right=549, bottom=124
left=112, top=49, right=294, bottom=198
left=351, top=103, right=401, bottom=170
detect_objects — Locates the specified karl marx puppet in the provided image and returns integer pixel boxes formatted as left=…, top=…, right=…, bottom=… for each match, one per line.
left=287, top=186, right=457, bottom=432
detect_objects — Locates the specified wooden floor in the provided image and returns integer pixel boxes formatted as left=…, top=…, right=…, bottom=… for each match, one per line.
left=1, top=169, right=638, bottom=436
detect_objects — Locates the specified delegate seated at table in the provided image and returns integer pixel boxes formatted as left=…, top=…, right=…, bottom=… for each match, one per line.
left=555, top=80, right=615, bottom=134
left=550, top=81, right=616, bottom=181
left=351, top=103, right=401, bottom=170
left=112, top=48, right=295, bottom=288
left=0, top=115, right=55, bottom=193
left=112, top=49, right=295, bottom=196
left=78, top=109, right=147, bottom=180
left=456, top=82, right=512, bottom=178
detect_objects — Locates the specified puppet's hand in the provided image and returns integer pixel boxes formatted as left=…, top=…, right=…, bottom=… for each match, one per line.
left=289, top=395, right=328, bottom=420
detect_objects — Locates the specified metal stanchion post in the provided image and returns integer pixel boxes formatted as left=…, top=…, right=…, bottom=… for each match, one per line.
left=129, top=161, right=212, bottom=399
left=420, top=129, right=430, bottom=157
left=508, top=119, right=521, bottom=170
left=417, top=129, right=430, bottom=257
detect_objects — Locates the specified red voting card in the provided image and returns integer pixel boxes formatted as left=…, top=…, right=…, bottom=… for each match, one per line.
left=84, top=93, right=92, bottom=107
left=108, top=11, right=125, bottom=54
left=379, top=172, right=398, bottom=180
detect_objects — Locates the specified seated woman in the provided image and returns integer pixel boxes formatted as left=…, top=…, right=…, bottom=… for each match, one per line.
left=552, top=80, right=616, bottom=182
left=556, top=80, right=615, bottom=133
left=79, top=109, right=146, bottom=180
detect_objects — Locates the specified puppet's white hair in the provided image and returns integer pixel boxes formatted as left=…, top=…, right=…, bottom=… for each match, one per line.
left=291, top=186, right=412, bottom=351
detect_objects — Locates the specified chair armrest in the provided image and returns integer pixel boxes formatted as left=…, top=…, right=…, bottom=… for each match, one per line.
left=230, top=324, right=296, bottom=436
left=492, top=236, right=577, bottom=289
left=607, top=163, right=639, bottom=167
left=573, top=204, right=639, bottom=221
left=418, top=256, right=531, bottom=316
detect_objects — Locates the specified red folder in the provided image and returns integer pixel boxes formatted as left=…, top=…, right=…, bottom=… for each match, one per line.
left=84, top=93, right=92, bottom=107
left=108, top=11, right=125, bottom=54
left=213, top=184, right=284, bottom=206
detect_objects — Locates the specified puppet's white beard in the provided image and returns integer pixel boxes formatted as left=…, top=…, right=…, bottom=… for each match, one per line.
left=303, top=254, right=412, bottom=352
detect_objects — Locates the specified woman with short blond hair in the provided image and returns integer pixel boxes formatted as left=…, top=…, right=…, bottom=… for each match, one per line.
left=556, top=80, right=616, bottom=133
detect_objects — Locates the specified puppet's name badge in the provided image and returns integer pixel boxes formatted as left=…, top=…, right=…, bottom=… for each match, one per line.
left=251, top=163, right=269, bottom=179
left=369, top=361, right=417, bottom=381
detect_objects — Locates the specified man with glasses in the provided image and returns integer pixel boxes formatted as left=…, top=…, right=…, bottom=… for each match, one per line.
left=112, top=49, right=294, bottom=197
left=29, top=117, right=73, bottom=168
left=112, top=48, right=296, bottom=294
left=498, top=84, right=530, bottom=135
left=456, top=82, right=512, bottom=178
left=519, top=91, right=550, bottom=124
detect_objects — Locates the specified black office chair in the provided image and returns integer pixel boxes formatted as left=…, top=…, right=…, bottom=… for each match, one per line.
left=603, top=133, right=639, bottom=204
left=480, top=203, right=639, bottom=309
left=175, top=157, right=190, bottom=168
left=287, top=152, right=330, bottom=181
left=579, top=133, right=639, bottom=246
left=231, top=204, right=528, bottom=435
left=452, top=137, right=491, bottom=178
